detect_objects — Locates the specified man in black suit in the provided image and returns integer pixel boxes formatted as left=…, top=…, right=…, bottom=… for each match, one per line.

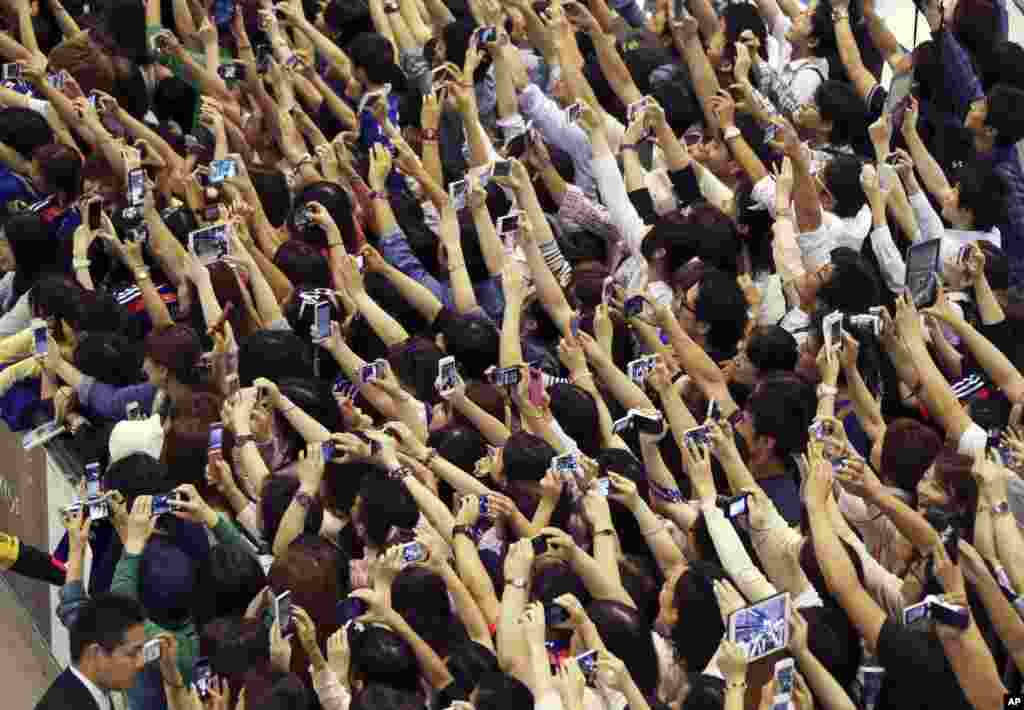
left=35, top=594, right=148, bottom=710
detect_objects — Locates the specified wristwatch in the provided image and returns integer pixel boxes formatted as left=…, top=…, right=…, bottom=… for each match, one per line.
left=507, top=577, right=528, bottom=589
left=722, top=126, right=742, bottom=141
left=817, top=384, right=839, bottom=398
left=294, top=491, right=316, bottom=510
left=452, top=525, right=479, bottom=543
left=993, top=500, right=1012, bottom=517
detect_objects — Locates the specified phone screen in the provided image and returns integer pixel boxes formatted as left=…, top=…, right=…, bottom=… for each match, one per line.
left=315, top=301, right=331, bottom=340
left=208, top=424, right=223, bottom=455
left=189, top=224, right=229, bottom=263
left=275, top=590, right=292, bottom=635
left=774, top=660, right=795, bottom=697
left=906, top=239, right=941, bottom=308
left=87, top=200, right=103, bottom=230
left=127, top=168, right=145, bottom=207
left=85, top=463, right=101, bottom=498
left=624, top=295, right=645, bottom=319
left=32, top=321, right=47, bottom=355
left=193, top=658, right=212, bottom=698
left=728, top=591, right=790, bottom=661
left=438, top=356, right=458, bottom=391
left=209, top=158, right=237, bottom=184
left=885, top=71, right=915, bottom=115
left=337, top=597, right=368, bottom=626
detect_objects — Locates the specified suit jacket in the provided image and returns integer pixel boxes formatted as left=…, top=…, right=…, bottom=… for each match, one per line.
left=35, top=668, right=101, bottom=710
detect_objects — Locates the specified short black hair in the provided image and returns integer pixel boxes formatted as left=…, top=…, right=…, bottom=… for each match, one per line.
left=351, top=685, right=421, bottom=710
left=746, top=326, right=798, bottom=373
left=74, top=332, right=143, bottom=388
left=193, top=543, right=268, bottom=629
left=956, top=161, right=1009, bottom=231
left=586, top=600, right=660, bottom=697
left=346, top=32, right=398, bottom=85
left=694, top=267, right=748, bottom=355
left=650, top=79, right=701, bottom=135
left=446, top=641, right=500, bottom=695
left=69, top=594, right=146, bottom=662
left=818, top=246, right=882, bottom=314
left=501, top=431, right=556, bottom=483
left=356, top=476, right=419, bottom=547
left=811, top=0, right=862, bottom=57
left=437, top=311, right=500, bottom=380
left=250, top=169, right=292, bottom=229
left=548, top=384, right=601, bottom=457
left=104, top=454, right=172, bottom=502
left=670, top=561, right=727, bottom=672
left=274, top=241, right=331, bottom=290
left=0, top=107, right=53, bottom=159
left=352, top=627, right=420, bottom=692
left=748, top=373, right=815, bottom=459
left=814, top=81, right=868, bottom=150
left=238, top=330, right=314, bottom=386
left=475, top=672, right=535, bottom=710
left=261, top=475, right=324, bottom=542
left=290, top=181, right=356, bottom=248
left=823, top=155, right=867, bottom=218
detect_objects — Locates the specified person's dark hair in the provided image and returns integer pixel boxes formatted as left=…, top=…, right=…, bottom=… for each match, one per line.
left=984, top=41, right=1024, bottom=91
left=152, top=77, right=198, bottom=132
left=694, top=267, right=748, bottom=355
left=238, top=330, right=314, bottom=386
left=618, top=553, right=661, bottom=625
left=436, top=311, right=500, bottom=380
left=722, top=4, right=769, bottom=61
left=475, top=672, right=535, bottom=710
left=98, top=0, right=150, bottom=63
left=822, top=155, right=867, bottom=218
left=104, top=454, right=172, bottom=502
left=799, top=532, right=866, bottom=603
left=392, top=566, right=470, bottom=658
left=264, top=672, right=316, bottom=710
left=284, top=290, right=341, bottom=344
left=200, top=617, right=271, bottom=689
left=670, top=561, right=727, bottom=672
left=355, top=476, right=419, bottom=547
left=680, top=673, right=725, bottom=710
left=453, top=220, right=491, bottom=284
left=598, top=448, right=649, bottom=556
left=501, top=431, right=556, bottom=483
left=810, top=0, right=862, bottom=58
left=74, top=332, right=144, bottom=387
left=113, top=67, right=151, bottom=120
left=261, top=476, right=325, bottom=542
left=193, top=544, right=268, bottom=629
left=273, top=240, right=331, bottom=289
left=0, top=107, right=53, bottom=160
left=387, top=337, right=445, bottom=405
left=139, top=536, right=197, bottom=627
left=323, top=461, right=373, bottom=518
left=814, top=81, right=868, bottom=150
left=955, top=161, right=1009, bottom=232
left=934, top=447, right=979, bottom=514
left=279, top=378, right=342, bottom=435
left=443, top=21, right=491, bottom=84
left=69, top=593, right=147, bottom=663
left=445, top=641, right=500, bottom=695
left=818, top=246, right=882, bottom=313
left=351, top=626, right=420, bottom=692
left=351, top=685, right=422, bottom=710
left=249, top=168, right=292, bottom=228
left=548, top=384, right=601, bottom=457
left=746, top=326, right=798, bottom=373
left=144, top=324, right=202, bottom=385
left=977, top=241, right=1008, bottom=290
left=427, top=426, right=485, bottom=503
left=649, top=78, right=701, bottom=135
left=346, top=32, right=398, bottom=85
left=587, top=600, right=660, bottom=698
left=5, top=214, right=63, bottom=300
left=289, top=181, right=356, bottom=248
left=32, top=143, right=84, bottom=203
left=748, top=373, right=815, bottom=459
left=268, top=534, right=343, bottom=647
left=880, top=419, right=942, bottom=495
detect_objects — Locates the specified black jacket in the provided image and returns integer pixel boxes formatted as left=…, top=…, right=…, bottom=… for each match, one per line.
left=35, top=668, right=102, bottom=710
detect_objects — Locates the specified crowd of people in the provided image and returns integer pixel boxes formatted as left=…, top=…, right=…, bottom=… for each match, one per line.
left=1, top=0, right=1024, bottom=707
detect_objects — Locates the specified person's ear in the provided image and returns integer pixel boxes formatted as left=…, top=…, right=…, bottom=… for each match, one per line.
left=694, top=319, right=711, bottom=336
left=653, top=247, right=667, bottom=261
left=435, top=333, right=446, bottom=352
left=754, top=433, right=776, bottom=462
left=808, top=35, right=819, bottom=50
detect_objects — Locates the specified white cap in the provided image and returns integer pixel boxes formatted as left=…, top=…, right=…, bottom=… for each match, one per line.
left=109, top=413, right=165, bottom=465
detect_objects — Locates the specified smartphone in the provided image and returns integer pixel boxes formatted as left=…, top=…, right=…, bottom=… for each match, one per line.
left=848, top=313, right=881, bottom=337
left=30, top=318, right=47, bottom=355
left=940, top=522, right=960, bottom=565
left=574, top=649, right=599, bottom=682
left=856, top=666, right=885, bottom=710
left=2, top=63, right=22, bottom=81
left=593, top=477, right=610, bottom=496
left=531, top=534, right=551, bottom=556
left=360, top=361, right=381, bottom=384
left=126, top=167, right=145, bottom=208
left=553, top=452, right=579, bottom=477
left=314, top=300, right=332, bottom=341
left=489, top=366, right=522, bottom=387
left=625, top=96, right=654, bottom=138
left=682, top=424, right=712, bottom=448
left=400, top=541, right=428, bottom=564
left=193, top=657, right=213, bottom=699
left=337, top=597, right=368, bottom=626
left=125, top=401, right=141, bottom=421
left=151, top=492, right=179, bottom=516
left=188, top=223, right=230, bottom=265
left=504, top=131, right=529, bottom=159
left=728, top=591, right=791, bottom=661
left=22, top=419, right=66, bottom=450
left=930, top=596, right=970, bottom=629
left=627, top=357, right=654, bottom=385
left=87, top=198, right=104, bottom=230
left=565, top=102, right=582, bottom=124
left=85, top=462, right=102, bottom=498
left=216, top=62, right=246, bottom=81
left=449, top=179, right=469, bottom=211
left=478, top=495, right=490, bottom=517
left=906, top=239, right=942, bottom=309
left=719, top=493, right=750, bottom=520
left=612, top=413, right=634, bottom=434
left=773, top=658, right=795, bottom=705
left=544, top=603, right=570, bottom=626
left=570, top=315, right=581, bottom=338
left=822, top=310, right=844, bottom=353
left=256, top=45, right=273, bottom=73
left=497, top=212, right=521, bottom=237
left=623, top=295, right=645, bottom=319
left=631, top=409, right=665, bottom=435
left=61, top=501, right=84, bottom=520
left=491, top=160, right=512, bottom=178
left=274, top=590, right=293, bottom=636
left=437, top=355, right=458, bottom=392
left=209, top=158, right=237, bottom=184
left=321, top=439, right=336, bottom=461
left=208, top=423, right=223, bottom=462
left=902, top=597, right=932, bottom=626
left=476, top=25, right=498, bottom=43
left=527, top=367, right=545, bottom=407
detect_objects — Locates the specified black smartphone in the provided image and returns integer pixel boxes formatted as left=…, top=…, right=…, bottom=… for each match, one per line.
left=906, top=239, right=941, bottom=308
left=532, top=534, right=551, bottom=556
left=337, top=597, right=368, bottom=625
left=87, top=199, right=104, bottom=230
left=940, top=522, right=959, bottom=565
left=544, top=603, right=570, bottom=626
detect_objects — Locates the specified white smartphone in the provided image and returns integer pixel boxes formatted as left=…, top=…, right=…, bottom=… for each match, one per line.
left=822, top=310, right=844, bottom=353
left=728, top=591, right=790, bottom=661
left=772, top=657, right=795, bottom=709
